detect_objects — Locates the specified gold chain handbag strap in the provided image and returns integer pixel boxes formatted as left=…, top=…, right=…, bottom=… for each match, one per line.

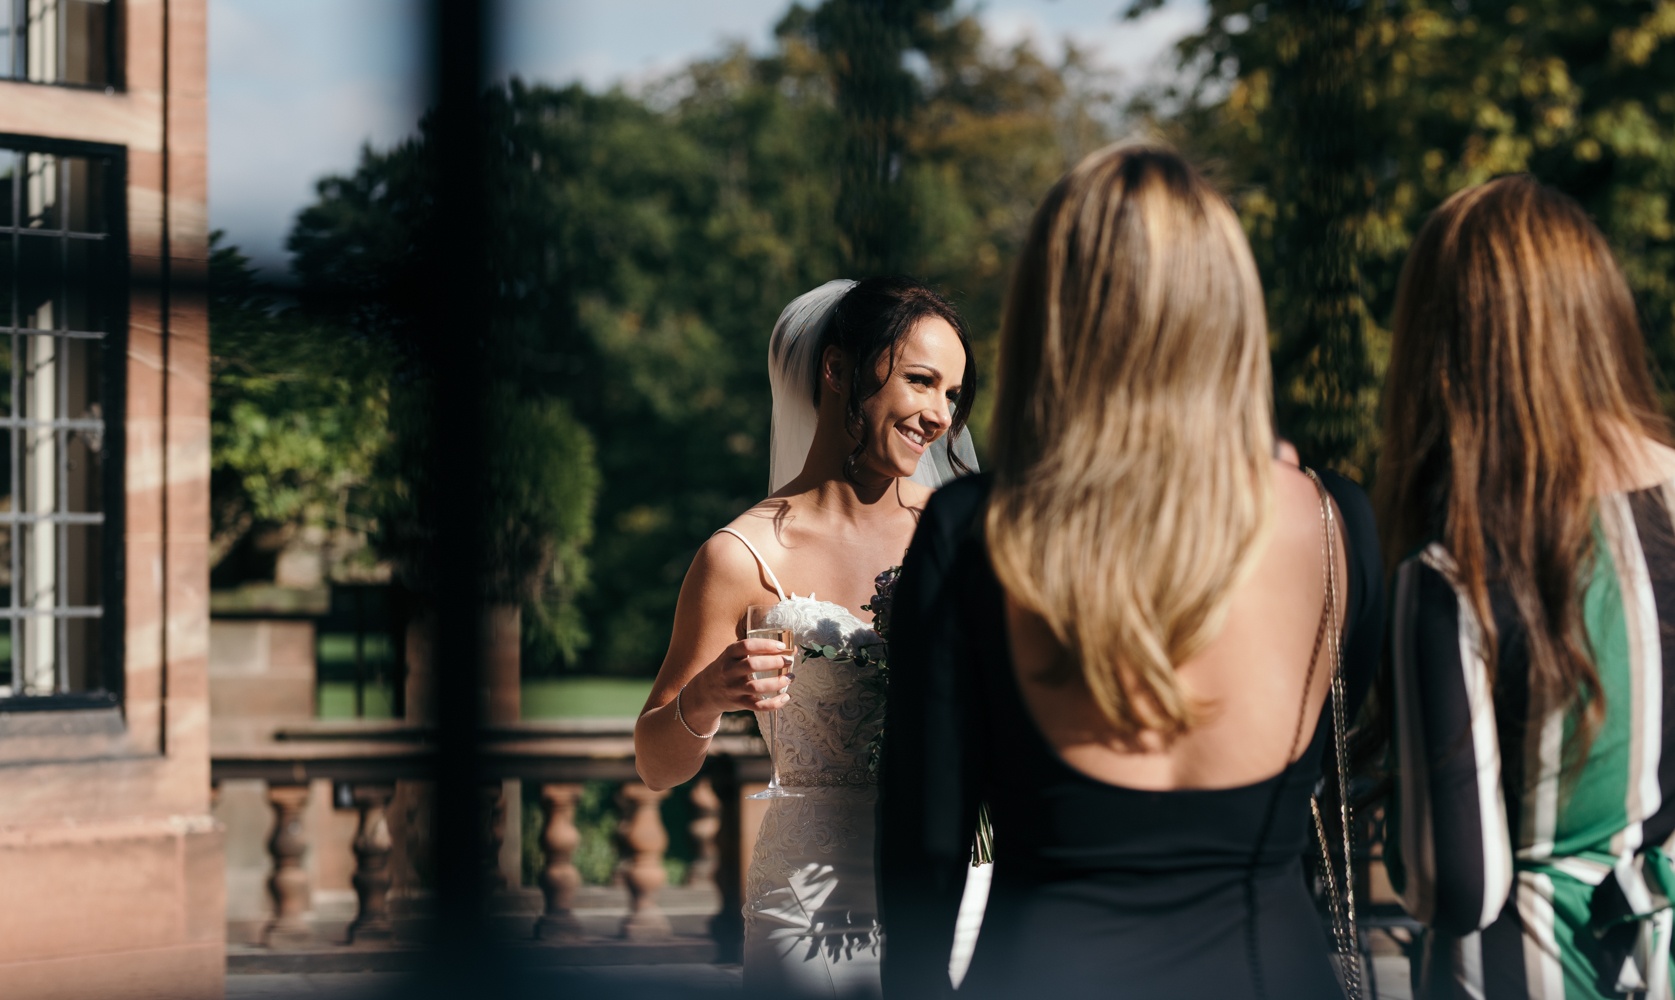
left=1302, top=468, right=1363, bottom=1000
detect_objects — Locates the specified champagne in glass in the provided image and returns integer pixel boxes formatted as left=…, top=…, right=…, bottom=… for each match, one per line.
left=744, top=604, right=802, bottom=800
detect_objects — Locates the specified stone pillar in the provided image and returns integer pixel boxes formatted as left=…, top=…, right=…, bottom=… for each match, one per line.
left=484, top=604, right=521, bottom=724
left=404, top=614, right=434, bottom=724
left=615, top=782, right=672, bottom=940
left=347, top=785, right=396, bottom=944
left=534, top=783, right=584, bottom=941
left=263, top=783, right=312, bottom=948
left=483, top=782, right=508, bottom=892
left=687, top=775, right=721, bottom=889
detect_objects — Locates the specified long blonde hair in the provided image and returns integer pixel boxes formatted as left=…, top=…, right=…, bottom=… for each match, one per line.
left=987, top=146, right=1275, bottom=739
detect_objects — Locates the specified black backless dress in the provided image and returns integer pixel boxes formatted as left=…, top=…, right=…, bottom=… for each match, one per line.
left=878, top=472, right=1382, bottom=1000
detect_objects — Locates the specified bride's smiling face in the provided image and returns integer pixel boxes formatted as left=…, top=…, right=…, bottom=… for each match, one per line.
left=831, top=315, right=968, bottom=482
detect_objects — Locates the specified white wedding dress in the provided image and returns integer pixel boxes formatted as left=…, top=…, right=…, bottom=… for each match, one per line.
left=717, top=528, right=886, bottom=999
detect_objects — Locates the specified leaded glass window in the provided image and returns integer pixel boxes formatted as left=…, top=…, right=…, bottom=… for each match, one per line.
left=0, top=0, right=118, bottom=89
left=0, top=139, right=122, bottom=699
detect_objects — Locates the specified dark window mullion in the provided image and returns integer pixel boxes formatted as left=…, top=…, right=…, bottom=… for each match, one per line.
left=54, top=154, right=66, bottom=691
left=11, top=314, right=21, bottom=692
left=3, top=149, right=11, bottom=694
left=0, top=230, right=109, bottom=241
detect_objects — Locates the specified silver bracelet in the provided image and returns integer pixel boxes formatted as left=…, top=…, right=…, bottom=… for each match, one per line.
left=676, top=684, right=720, bottom=739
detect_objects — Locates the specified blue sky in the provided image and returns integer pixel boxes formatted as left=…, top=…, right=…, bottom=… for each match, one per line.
left=209, top=0, right=1207, bottom=277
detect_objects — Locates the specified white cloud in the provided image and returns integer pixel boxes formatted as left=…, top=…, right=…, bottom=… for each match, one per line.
left=981, top=0, right=1206, bottom=84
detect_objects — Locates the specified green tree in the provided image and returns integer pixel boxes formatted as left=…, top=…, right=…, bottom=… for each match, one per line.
left=1139, top=0, right=1675, bottom=475
left=802, top=0, right=951, bottom=274
left=281, top=5, right=1121, bottom=676
left=208, top=234, right=392, bottom=576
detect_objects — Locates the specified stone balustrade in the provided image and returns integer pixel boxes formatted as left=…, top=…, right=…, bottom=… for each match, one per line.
left=212, top=718, right=770, bottom=956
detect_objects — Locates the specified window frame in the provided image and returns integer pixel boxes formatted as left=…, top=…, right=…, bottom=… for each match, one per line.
left=1, top=0, right=124, bottom=93
left=0, top=131, right=126, bottom=714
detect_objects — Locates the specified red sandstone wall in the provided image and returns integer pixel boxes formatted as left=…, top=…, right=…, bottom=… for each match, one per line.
left=0, top=1, right=222, bottom=996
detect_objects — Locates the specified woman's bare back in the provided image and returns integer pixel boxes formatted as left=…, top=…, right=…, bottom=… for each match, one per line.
left=1007, top=460, right=1349, bottom=791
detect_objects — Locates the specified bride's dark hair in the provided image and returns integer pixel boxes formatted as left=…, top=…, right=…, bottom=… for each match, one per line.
left=816, top=275, right=978, bottom=483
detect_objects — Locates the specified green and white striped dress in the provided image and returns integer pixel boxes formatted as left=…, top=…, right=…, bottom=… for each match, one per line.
left=1389, top=483, right=1675, bottom=1000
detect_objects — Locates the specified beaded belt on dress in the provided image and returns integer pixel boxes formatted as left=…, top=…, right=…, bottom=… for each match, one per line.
left=780, top=769, right=878, bottom=787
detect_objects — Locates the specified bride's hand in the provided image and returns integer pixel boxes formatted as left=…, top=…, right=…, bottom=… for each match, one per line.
left=688, top=638, right=794, bottom=715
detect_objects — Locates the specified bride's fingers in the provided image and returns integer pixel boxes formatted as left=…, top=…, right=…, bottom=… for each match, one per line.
left=750, top=691, right=792, bottom=712
left=736, top=637, right=790, bottom=656
left=739, top=653, right=794, bottom=676
left=742, top=673, right=791, bottom=696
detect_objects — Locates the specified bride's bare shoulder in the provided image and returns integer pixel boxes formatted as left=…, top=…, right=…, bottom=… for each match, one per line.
left=699, top=495, right=807, bottom=576
left=689, top=518, right=782, bottom=604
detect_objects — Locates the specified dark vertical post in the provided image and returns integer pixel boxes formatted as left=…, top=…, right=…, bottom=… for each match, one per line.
left=353, top=588, right=366, bottom=718
left=420, top=0, right=496, bottom=988
left=1269, top=0, right=1375, bottom=475
left=706, top=755, right=744, bottom=962
left=814, top=0, right=944, bottom=277
left=391, top=582, right=409, bottom=719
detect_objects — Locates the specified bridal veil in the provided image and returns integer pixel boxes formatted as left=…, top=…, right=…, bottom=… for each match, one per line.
left=766, top=279, right=979, bottom=492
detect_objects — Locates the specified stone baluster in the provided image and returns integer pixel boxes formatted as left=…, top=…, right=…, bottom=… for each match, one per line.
left=687, top=776, right=721, bottom=889
left=534, top=783, right=585, bottom=941
left=483, top=783, right=508, bottom=892
left=347, top=784, right=396, bottom=944
left=263, top=783, right=313, bottom=948
left=615, top=782, right=672, bottom=940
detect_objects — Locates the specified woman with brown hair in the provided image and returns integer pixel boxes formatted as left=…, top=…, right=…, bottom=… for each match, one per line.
left=877, top=145, right=1384, bottom=999
left=1380, top=176, right=1675, bottom=999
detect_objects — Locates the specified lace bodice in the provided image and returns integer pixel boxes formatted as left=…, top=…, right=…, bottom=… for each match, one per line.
left=711, top=528, right=886, bottom=995
left=757, top=595, right=883, bottom=787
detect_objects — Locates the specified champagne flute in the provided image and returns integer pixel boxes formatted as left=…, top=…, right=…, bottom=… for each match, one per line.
left=744, top=604, right=802, bottom=800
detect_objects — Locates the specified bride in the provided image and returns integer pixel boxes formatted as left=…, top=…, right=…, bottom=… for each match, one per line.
left=633, top=276, right=978, bottom=998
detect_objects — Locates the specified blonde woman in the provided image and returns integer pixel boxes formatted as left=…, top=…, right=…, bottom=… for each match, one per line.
left=877, top=147, right=1384, bottom=999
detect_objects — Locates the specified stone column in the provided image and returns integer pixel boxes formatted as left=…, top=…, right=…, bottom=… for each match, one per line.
left=534, top=783, right=584, bottom=941
left=615, top=782, right=672, bottom=940
left=484, top=604, right=521, bottom=724
left=263, top=783, right=313, bottom=948
left=687, top=775, right=721, bottom=889
left=347, top=784, right=396, bottom=944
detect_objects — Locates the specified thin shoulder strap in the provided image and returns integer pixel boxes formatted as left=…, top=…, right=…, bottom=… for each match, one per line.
left=1298, top=467, right=1363, bottom=1000
left=1287, top=468, right=1341, bottom=763
left=712, top=527, right=787, bottom=602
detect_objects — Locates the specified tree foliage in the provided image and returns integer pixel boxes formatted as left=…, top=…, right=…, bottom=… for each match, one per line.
left=208, top=235, right=392, bottom=574
left=275, top=4, right=1117, bottom=674
left=1139, top=0, right=1675, bottom=477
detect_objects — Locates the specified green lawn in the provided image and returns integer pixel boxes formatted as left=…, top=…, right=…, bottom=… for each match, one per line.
left=314, top=676, right=653, bottom=720
left=521, top=677, right=652, bottom=719
left=317, top=681, right=397, bottom=719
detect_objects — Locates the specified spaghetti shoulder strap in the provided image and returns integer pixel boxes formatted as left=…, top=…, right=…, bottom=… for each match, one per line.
left=712, top=527, right=787, bottom=603
left=1286, top=468, right=1340, bottom=763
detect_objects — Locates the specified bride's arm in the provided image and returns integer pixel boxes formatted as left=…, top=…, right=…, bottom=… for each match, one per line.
left=633, top=536, right=793, bottom=792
